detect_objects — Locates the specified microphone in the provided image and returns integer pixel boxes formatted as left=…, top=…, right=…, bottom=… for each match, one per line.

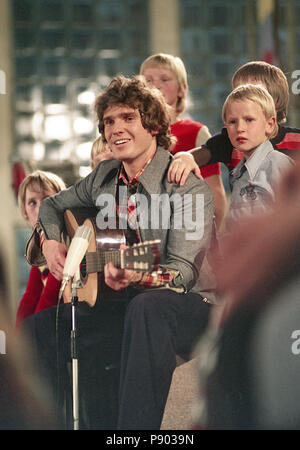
left=59, top=224, right=92, bottom=300
left=63, top=224, right=92, bottom=281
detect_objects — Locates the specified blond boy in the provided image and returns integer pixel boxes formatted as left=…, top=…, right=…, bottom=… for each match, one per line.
left=169, top=61, right=300, bottom=185
left=222, top=84, right=294, bottom=226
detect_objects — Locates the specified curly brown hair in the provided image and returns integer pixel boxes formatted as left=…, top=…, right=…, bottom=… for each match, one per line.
left=95, top=75, right=174, bottom=150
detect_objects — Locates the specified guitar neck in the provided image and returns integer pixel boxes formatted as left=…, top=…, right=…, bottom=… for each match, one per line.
left=83, top=239, right=160, bottom=274
left=84, top=250, right=122, bottom=273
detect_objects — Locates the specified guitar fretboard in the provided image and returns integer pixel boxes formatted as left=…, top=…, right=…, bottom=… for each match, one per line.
left=84, top=250, right=121, bottom=273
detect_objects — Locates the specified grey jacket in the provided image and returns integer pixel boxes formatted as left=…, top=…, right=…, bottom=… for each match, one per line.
left=27, top=147, right=217, bottom=303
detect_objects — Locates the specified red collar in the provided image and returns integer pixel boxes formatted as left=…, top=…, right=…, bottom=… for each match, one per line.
left=118, top=150, right=156, bottom=185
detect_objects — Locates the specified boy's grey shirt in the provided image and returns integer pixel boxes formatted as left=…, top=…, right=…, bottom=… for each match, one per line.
left=27, top=147, right=217, bottom=303
left=227, top=140, right=294, bottom=225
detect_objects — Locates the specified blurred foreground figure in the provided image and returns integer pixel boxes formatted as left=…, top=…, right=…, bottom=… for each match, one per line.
left=0, top=259, right=60, bottom=429
left=193, top=162, right=300, bottom=429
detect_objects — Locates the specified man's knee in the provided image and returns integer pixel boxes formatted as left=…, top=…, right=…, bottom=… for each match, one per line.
left=126, top=291, right=158, bottom=317
left=125, top=290, right=178, bottom=327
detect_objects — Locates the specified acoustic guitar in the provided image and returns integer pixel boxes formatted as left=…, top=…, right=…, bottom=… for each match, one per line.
left=62, top=209, right=161, bottom=306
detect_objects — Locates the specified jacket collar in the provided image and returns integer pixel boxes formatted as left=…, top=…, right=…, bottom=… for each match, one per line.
left=97, top=147, right=172, bottom=194
left=138, top=147, right=172, bottom=194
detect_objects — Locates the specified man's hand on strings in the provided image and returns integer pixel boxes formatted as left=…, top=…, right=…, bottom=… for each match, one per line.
left=104, top=245, right=142, bottom=290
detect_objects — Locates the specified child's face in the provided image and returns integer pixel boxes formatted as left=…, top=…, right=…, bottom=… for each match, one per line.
left=25, top=186, right=57, bottom=227
left=142, top=66, right=185, bottom=110
left=225, top=99, right=275, bottom=159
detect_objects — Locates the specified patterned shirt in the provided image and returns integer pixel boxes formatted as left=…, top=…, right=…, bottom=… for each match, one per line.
left=117, top=154, right=178, bottom=289
left=227, top=140, right=294, bottom=228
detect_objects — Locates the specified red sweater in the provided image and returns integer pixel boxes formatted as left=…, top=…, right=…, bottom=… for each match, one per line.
left=170, top=119, right=221, bottom=178
left=16, top=266, right=61, bottom=328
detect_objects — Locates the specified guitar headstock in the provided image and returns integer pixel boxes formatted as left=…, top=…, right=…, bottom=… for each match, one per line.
left=121, top=240, right=161, bottom=271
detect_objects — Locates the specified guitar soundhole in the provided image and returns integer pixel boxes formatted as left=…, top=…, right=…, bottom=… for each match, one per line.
left=80, top=256, right=88, bottom=283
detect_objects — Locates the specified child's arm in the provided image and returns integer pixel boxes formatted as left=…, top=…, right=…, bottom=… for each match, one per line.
left=34, top=272, right=61, bottom=313
left=204, top=128, right=234, bottom=165
left=168, top=129, right=234, bottom=185
left=16, top=266, right=43, bottom=327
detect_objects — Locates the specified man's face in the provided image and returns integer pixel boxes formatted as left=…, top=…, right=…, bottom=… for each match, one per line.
left=103, top=104, right=157, bottom=172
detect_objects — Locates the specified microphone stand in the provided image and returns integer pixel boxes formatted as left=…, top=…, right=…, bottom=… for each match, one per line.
left=70, top=266, right=82, bottom=430
left=58, top=224, right=92, bottom=429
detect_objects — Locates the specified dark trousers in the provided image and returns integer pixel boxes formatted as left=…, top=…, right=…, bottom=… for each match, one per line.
left=22, top=289, right=211, bottom=430
left=22, top=299, right=126, bottom=429
left=118, top=289, right=211, bottom=429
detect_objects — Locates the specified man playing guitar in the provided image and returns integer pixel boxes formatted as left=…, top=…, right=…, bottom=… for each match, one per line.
left=24, top=76, right=217, bottom=430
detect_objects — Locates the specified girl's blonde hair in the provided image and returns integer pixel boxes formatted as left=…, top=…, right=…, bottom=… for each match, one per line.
left=231, top=61, right=289, bottom=124
left=90, top=137, right=106, bottom=169
left=18, top=170, right=66, bottom=221
left=140, top=53, right=188, bottom=115
left=222, top=84, right=278, bottom=139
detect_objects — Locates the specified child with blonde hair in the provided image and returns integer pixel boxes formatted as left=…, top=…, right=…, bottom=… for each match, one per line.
left=222, top=84, right=294, bottom=226
left=90, top=136, right=113, bottom=169
left=168, top=61, right=300, bottom=183
left=18, top=170, right=66, bottom=220
left=140, top=53, right=227, bottom=230
left=16, top=170, right=66, bottom=327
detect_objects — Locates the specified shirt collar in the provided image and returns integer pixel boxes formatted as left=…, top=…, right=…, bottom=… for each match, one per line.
left=245, top=141, right=274, bottom=179
left=232, top=140, right=274, bottom=180
left=98, top=147, right=173, bottom=195
left=119, top=149, right=157, bottom=186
